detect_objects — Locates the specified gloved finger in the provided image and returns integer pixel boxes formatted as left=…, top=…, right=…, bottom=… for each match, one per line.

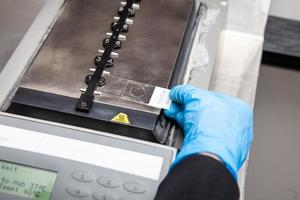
left=164, top=103, right=185, bottom=128
left=175, top=112, right=185, bottom=128
left=164, top=102, right=183, bottom=120
left=169, top=84, right=209, bottom=105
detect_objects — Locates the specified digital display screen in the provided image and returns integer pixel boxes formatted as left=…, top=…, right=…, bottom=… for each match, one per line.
left=0, top=160, right=57, bottom=200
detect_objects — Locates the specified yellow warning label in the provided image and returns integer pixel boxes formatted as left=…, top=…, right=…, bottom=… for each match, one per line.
left=111, top=113, right=131, bottom=125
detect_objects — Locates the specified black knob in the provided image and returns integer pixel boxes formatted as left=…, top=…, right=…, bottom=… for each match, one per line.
left=106, top=58, right=114, bottom=68
left=94, top=56, right=102, bottom=66
left=102, top=38, right=121, bottom=49
left=122, top=23, right=129, bottom=32
left=85, top=75, right=106, bottom=87
left=128, top=8, right=136, bottom=17
left=98, top=77, right=106, bottom=87
left=103, top=38, right=110, bottom=47
left=94, top=56, right=114, bottom=68
left=85, top=75, right=92, bottom=85
left=118, top=6, right=124, bottom=15
left=114, top=40, right=122, bottom=49
left=111, top=22, right=129, bottom=32
left=118, top=7, right=136, bottom=17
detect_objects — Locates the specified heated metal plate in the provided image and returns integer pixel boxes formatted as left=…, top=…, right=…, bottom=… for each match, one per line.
left=18, top=0, right=194, bottom=114
left=9, top=0, right=199, bottom=142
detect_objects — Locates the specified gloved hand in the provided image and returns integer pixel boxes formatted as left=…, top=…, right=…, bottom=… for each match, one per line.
left=164, top=85, right=253, bottom=179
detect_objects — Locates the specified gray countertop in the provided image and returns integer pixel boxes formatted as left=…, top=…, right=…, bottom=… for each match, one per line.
left=0, top=0, right=46, bottom=72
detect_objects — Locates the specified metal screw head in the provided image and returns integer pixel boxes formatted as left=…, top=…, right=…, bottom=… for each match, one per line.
left=81, top=101, right=88, bottom=108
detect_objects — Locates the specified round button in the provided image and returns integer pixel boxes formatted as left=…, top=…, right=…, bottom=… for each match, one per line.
left=67, top=185, right=90, bottom=198
left=123, top=182, right=147, bottom=194
left=71, top=171, right=94, bottom=183
left=93, top=191, right=116, bottom=200
left=98, top=177, right=120, bottom=188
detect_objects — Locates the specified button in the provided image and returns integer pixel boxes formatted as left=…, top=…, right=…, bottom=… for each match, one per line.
left=98, top=177, right=120, bottom=188
left=71, top=171, right=94, bottom=183
left=93, top=191, right=117, bottom=200
left=123, top=182, right=147, bottom=194
left=67, top=186, right=90, bottom=198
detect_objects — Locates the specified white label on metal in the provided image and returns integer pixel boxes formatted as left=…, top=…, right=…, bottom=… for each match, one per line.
left=149, top=87, right=172, bottom=109
left=0, top=125, right=164, bottom=180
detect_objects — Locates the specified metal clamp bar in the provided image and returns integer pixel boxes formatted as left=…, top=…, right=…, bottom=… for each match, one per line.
left=76, top=0, right=137, bottom=113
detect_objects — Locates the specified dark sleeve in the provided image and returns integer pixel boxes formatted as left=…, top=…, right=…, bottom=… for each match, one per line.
left=155, top=155, right=239, bottom=200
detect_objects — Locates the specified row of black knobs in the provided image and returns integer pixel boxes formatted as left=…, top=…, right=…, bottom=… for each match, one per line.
left=85, top=0, right=141, bottom=86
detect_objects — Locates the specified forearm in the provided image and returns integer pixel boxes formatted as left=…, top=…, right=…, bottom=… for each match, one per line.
left=155, top=155, right=240, bottom=200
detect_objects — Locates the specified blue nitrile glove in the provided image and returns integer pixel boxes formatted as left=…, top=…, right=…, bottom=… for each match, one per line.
left=164, top=85, right=253, bottom=179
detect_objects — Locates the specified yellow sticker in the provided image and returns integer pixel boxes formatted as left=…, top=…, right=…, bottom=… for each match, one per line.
left=111, top=113, right=131, bottom=125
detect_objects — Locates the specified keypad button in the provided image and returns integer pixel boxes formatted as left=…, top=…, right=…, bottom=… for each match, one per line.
left=123, top=182, right=147, bottom=194
left=93, top=191, right=117, bottom=200
left=98, top=177, right=120, bottom=188
left=67, top=185, right=90, bottom=198
left=71, top=170, right=94, bottom=183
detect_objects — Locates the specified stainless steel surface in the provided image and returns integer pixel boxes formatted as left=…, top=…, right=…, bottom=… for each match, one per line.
left=0, top=0, right=46, bottom=72
left=19, top=0, right=194, bottom=114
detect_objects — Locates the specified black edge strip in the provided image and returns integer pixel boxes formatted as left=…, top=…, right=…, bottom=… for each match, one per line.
left=262, top=51, right=300, bottom=71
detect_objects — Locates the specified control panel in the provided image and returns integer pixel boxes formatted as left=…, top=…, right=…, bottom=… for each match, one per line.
left=0, top=113, right=176, bottom=200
